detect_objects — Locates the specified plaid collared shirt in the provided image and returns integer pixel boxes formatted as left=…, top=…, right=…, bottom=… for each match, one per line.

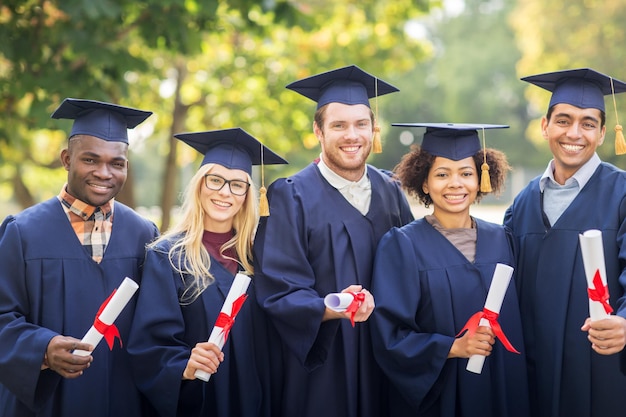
left=58, top=186, right=114, bottom=263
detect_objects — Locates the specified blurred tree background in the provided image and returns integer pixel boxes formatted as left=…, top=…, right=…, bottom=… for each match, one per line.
left=1, top=0, right=625, bottom=228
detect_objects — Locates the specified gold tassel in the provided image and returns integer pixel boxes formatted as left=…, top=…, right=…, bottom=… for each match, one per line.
left=259, top=186, right=269, bottom=217
left=480, top=162, right=492, bottom=193
left=372, top=125, right=382, bottom=154
left=615, top=125, right=626, bottom=155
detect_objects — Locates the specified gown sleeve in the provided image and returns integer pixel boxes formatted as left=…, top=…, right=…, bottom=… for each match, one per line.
left=253, top=178, right=338, bottom=370
left=0, top=216, right=61, bottom=410
left=370, top=226, right=454, bottom=411
left=127, top=245, right=193, bottom=417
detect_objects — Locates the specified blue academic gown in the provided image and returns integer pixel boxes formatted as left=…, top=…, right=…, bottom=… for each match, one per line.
left=253, top=163, right=414, bottom=417
left=370, top=218, right=529, bottom=417
left=127, top=238, right=279, bottom=417
left=0, top=198, right=159, bottom=417
left=504, top=162, right=626, bottom=417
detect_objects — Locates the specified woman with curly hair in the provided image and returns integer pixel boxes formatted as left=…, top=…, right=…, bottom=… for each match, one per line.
left=128, top=128, right=286, bottom=417
left=370, top=123, right=529, bottom=417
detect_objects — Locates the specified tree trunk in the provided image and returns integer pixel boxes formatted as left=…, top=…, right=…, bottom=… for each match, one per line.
left=13, top=168, right=36, bottom=209
left=159, top=59, right=189, bottom=232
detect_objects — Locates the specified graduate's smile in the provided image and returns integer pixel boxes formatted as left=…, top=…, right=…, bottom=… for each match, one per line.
left=210, top=199, right=232, bottom=209
left=443, top=193, right=468, bottom=204
left=559, top=142, right=585, bottom=153
left=88, top=182, right=113, bottom=192
left=340, top=144, right=362, bottom=154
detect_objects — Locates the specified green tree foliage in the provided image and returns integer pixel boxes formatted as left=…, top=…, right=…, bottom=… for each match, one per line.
left=372, top=0, right=556, bottom=206
left=510, top=0, right=626, bottom=169
left=145, top=0, right=435, bottom=229
left=0, top=0, right=437, bottom=227
left=0, top=0, right=305, bottom=211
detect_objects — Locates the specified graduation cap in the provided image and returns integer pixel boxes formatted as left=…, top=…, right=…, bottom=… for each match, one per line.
left=174, top=128, right=288, bottom=216
left=521, top=68, right=626, bottom=154
left=392, top=122, right=509, bottom=192
left=286, top=65, right=400, bottom=153
left=51, top=98, right=152, bottom=144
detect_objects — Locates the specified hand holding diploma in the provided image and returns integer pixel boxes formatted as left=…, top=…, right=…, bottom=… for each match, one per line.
left=43, top=335, right=93, bottom=379
left=324, top=285, right=373, bottom=327
left=579, top=229, right=613, bottom=321
left=194, top=273, right=251, bottom=382
left=74, top=277, right=139, bottom=356
left=458, top=263, right=520, bottom=374
left=579, top=230, right=625, bottom=355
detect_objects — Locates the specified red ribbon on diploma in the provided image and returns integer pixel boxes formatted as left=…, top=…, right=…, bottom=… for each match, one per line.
left=588, top=269, right=613, bottom=314
left=215, top=294, right=248, bottom=342
left=457, top=308, right=520, bottom=354
left=345, top=292, right=366, bottom=327
left=93, top=289, right=122, bottom=350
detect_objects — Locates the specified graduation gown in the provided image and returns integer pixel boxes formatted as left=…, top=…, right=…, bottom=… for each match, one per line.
left=253, top=163, right=414, bottom=417
left=504, top=162, right=626, bottom=417
left=370, top=218, right=529, bottom=417
left=0, top=198, right=159, bottom=417
left=127, top=238, right=279, bottom=417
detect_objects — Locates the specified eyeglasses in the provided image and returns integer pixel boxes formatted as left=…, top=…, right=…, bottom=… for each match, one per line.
left=204, top=174, right=250, bottom=196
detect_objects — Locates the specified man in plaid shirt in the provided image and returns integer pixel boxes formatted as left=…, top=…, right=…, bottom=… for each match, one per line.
left=0, top=98, right=159, bottom=417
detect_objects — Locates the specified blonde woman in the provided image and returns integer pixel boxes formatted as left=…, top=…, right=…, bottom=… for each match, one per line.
left=128, top=128, right=287, bottom=417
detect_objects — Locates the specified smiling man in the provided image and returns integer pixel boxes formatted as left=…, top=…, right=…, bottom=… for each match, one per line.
left=504, top=69, right=626, bottom=417
left=0, top=98, right=159, bottom=417
left=252, top=65, right=414, bottom=417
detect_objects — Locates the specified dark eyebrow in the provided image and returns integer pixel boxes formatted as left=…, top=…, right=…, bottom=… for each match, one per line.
left=553, top=112, right=600, bottom=124
left=80, top=151, right=127, bottom=162
left=582, top=115, right=600, bottom=124
left=552, top=112, right=572, bottom=120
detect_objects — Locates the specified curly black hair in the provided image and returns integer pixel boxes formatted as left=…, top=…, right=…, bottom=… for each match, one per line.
left=394, top=146, right=511, bottom=207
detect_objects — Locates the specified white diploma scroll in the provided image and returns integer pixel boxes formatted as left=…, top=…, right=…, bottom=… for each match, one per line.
left=579, top=229, right=612, bottom=321
left=324, top=293, right=355, bottom=312
left=195, top=273, right=251, bottom=382
left=74, top=277, right=139, bottom=356
left=466, top=263, right=514, bottom=374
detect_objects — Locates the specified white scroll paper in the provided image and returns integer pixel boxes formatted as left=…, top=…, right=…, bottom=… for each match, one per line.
left=195, top=273, right=251, bottom=382
left=579, top=229, right=611, bottom=321
left=466, top=263, right=514, bottom=374
left=74, top=277, right=139, bottom=356
left=324, top=293, right=355, bottom=312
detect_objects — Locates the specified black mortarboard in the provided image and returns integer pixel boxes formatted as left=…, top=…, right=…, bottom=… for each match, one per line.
left=286, top=65, right=399, bottom=109
left=392, top=123, right=509, bottom=160
left=521, top=68, right=626, bottom=112
left=51, top=98, right=152, bottom=144
left=174, top=128, right=288, bottom=175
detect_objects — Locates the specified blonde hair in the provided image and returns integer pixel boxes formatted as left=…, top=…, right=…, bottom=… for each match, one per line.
left=150, top=163, right=259, bottom=304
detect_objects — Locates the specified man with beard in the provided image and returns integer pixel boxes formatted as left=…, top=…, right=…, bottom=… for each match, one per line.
left=253, top=65, right=414, bottom=417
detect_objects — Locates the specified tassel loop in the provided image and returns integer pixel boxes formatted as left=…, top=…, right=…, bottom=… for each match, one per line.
left=259, top=186, right=269, bottom=217
left=480, top=162, right=492, bottom=193
left=372, top=125, right=382, bottom=154
left=615, top=125, right=626, bottom=155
